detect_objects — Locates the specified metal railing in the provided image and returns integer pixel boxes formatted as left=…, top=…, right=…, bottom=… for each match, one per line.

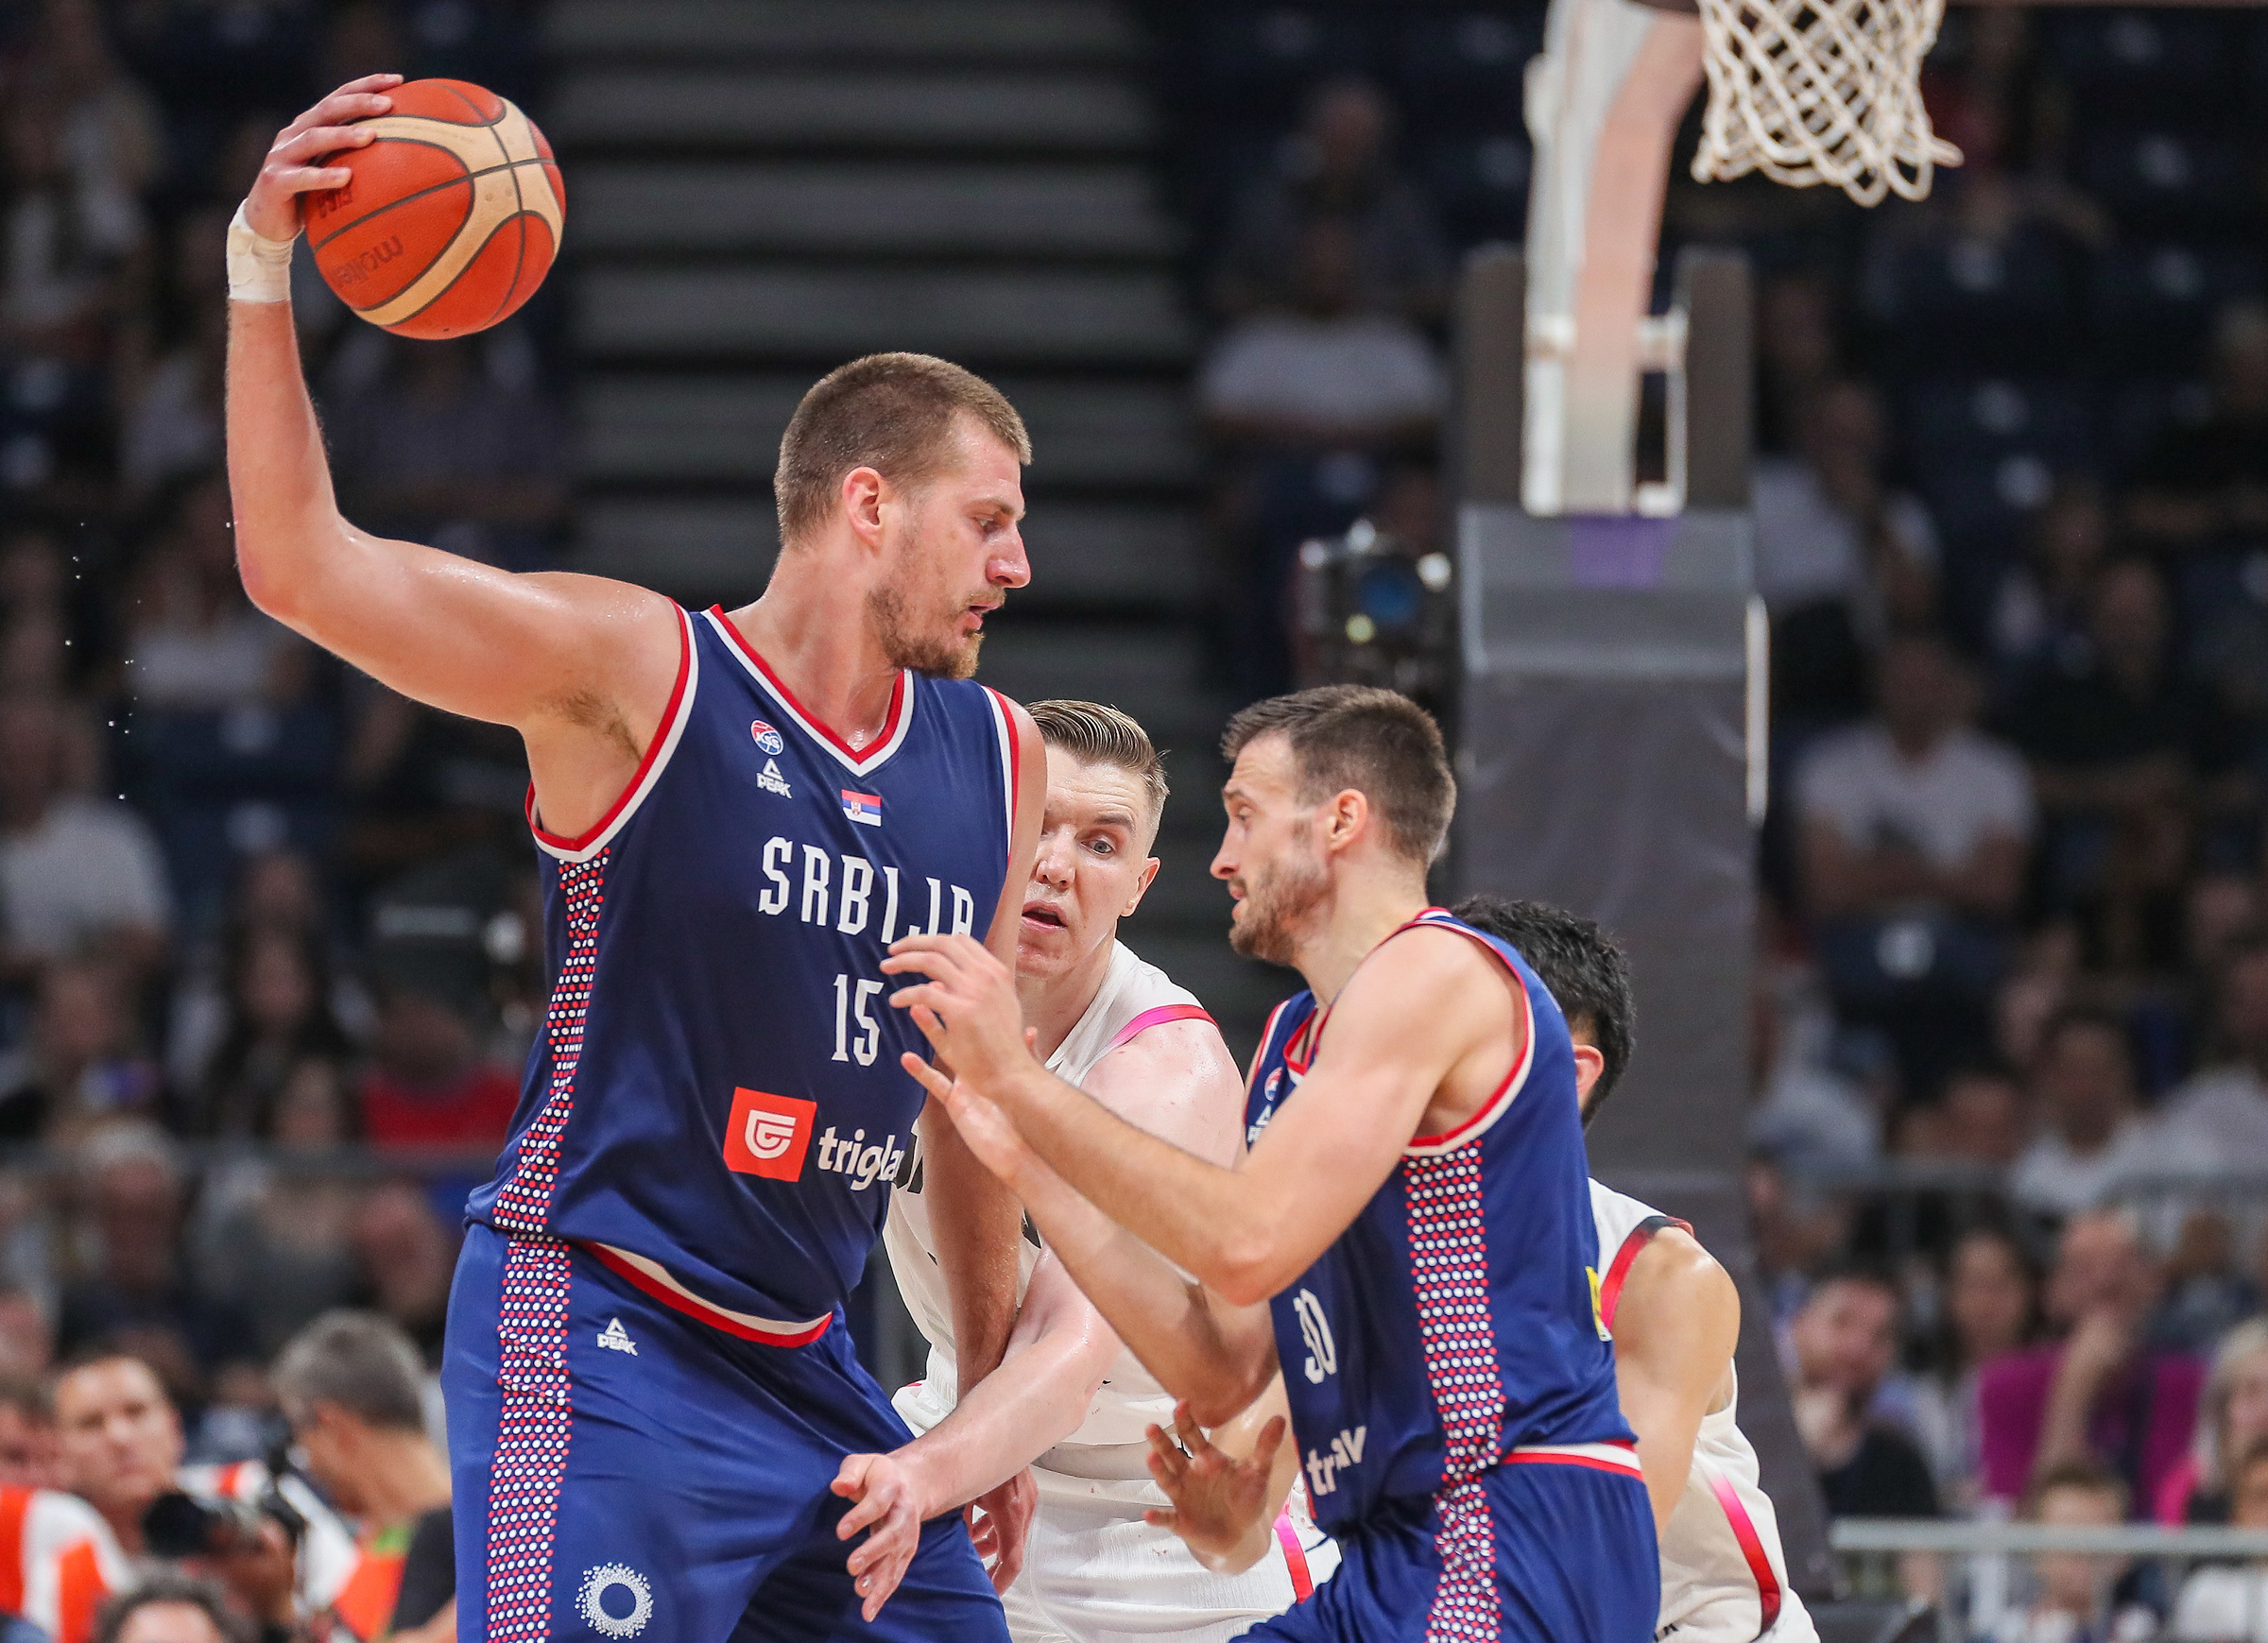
left=1831, top=1519, right=2268, bottom=1643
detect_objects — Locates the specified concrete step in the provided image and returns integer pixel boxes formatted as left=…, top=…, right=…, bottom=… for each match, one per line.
left=571, top=163, right=1175, bottom=259
left=545, top=0, right=1137, bottom=64
left=581, top=374, right=1199, bottom=489
left=574, top=498, right=1198, bottom=608
left=551, top=69, right=1149, bottom=153
left=578, top=265, right=1192, bottom=365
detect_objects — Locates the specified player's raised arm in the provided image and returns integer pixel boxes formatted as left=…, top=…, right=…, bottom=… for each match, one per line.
left=226, top=77, right=681, bottom=806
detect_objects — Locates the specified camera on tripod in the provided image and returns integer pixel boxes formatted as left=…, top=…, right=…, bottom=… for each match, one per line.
left=1292, top=516, right=1456, bottom=712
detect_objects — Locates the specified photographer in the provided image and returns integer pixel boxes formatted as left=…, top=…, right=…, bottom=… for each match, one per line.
left=267, top=1314, right=450, bottom=1643
left=53, top=1359, right=354, bottom=1620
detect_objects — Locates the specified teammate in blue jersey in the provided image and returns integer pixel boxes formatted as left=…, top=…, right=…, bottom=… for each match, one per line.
left=884, top=685, right=1659, bottom=1642
left=225, top=77, right=1049, bottom=1643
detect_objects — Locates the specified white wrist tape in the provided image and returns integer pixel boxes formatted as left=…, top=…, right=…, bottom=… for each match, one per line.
left=226, top=204, right=297, bottom=304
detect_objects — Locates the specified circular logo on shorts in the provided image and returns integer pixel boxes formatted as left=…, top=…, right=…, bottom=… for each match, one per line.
left=578, top=1564, right=653, bottom=1639
left=750, top=720, right=784, bottom=756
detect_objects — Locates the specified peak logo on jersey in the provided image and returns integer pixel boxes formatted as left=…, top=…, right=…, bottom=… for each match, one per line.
left=750, top=721, right=784, bottom=756
left=722, top=1087, right=816, bottom=1180
left=757, top=758, right=792, bottom=798
left=840, top=789, right=882, bottom=828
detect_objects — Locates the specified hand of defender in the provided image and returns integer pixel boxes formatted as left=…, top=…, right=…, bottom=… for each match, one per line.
left=965, top=1469, right=1035, bottom=1595
left=831, top=1450, right=928, bottom=1621
left=244, top=74, right=403, bottom=242
left=884, top=933, right=1036, bottom=1100
left=1143, top=1401, right=1286, bottom=1574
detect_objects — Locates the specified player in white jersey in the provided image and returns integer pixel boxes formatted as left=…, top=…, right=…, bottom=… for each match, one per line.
left=858, top=700, right=1334, bottom=1643
left=1447, top=897, right=1816, bottom=1643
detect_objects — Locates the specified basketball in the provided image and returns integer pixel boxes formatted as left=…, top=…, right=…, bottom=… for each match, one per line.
left=307, top=77, right=563, bottom=340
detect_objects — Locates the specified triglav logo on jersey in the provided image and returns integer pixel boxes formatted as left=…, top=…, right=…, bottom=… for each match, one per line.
left=749, top=720, right=784, bottom=756
left=1293, top=1288, right=1337, bottom=1384
left=722, top=1087, right=816, bottom=1180
left=841, top=788, right=882, bottom=828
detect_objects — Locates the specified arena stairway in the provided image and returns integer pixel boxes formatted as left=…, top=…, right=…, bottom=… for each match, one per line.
left=543, top=0, right=1293, bottom=1056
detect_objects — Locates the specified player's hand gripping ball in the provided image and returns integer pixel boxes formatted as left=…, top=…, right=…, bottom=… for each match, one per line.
left=309, top=77, right=562, bottom=338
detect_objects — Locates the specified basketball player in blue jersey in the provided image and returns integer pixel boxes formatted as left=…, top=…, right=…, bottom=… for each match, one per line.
left=882, top=685, right=1659, bottom=1643
left=225, top=78, right=1048, bottom=1643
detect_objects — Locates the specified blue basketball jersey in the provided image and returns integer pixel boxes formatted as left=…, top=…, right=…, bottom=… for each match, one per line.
left=1241, top=908, right=1633, bottom=1537
left=466, top=606, right=1017, bottom=1338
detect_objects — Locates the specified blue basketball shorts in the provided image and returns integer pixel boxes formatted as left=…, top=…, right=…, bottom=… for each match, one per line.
left=443, top=1224, right=1009, bottom=1643
left=1243, top=1459, right=1658, bottom=1643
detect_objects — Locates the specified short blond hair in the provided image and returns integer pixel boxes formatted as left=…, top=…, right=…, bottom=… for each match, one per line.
left=1029, top=700, right=1168, bottom=831
left=774, top=353, right=1030, bottom=545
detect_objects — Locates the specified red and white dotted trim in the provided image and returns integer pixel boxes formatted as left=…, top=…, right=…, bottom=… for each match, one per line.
left=493, top=853, right=606, bottom=1233
left=484, top=853, right=608, bottom=1643
left=1406, top=1146, right=1504, bottom=1642
left=486, top=1234, right=574, bottom=1643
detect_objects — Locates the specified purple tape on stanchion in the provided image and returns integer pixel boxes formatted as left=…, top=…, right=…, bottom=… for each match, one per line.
left=1567, top=516, right=1674, bottom=589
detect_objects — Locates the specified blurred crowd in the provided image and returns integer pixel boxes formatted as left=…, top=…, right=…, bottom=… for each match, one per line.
left=0, top=0, right=560, bottom=1634
left=1149, top=0, right=2268, bottom=1603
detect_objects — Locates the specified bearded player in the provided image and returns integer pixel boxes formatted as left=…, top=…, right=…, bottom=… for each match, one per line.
left=228, top=77, right=1045, bottom=1643
left=884, top=686, right=1658, bottom=1643
left=1141, top=897, right=1815, bottom=1643
left=853, top=700, right=1335, bottom=1642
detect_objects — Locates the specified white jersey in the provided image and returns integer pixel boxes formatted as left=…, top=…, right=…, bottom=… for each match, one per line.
left=0, top=1486, right=129, bottom=1643
left=1591, top=1181, right=1817, bottom=1643
left=884, top=940, right=1210, bottom=1446
left=885, top=942, right=1338, bottom=1642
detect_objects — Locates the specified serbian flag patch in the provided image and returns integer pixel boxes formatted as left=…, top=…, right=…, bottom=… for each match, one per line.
left=841, top=789, right=883, bottom=827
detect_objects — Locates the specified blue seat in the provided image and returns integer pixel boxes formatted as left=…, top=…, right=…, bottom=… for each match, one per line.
left=1901, top=377, right=2099, bottom=552
left=1418, top=132, right=1532, bottom=248
left=1868, top=228, right=2083, bottom=376
left=2088, top=243, right=2265, bottom=373
left=2076, top=128, right=2258, bottom=234
left=1390, top=8, right=1542, bottom=136
left=2038, top=9, right=2244, bottom=123
left=1194, top=6, right=1378, bottom=125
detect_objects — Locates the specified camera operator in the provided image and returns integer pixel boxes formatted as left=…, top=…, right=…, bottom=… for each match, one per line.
left=93, top=1573, right=248, bottom=1643
left=268, top=1314, right=450, bottom=1643
left=53, top=1359, right=354, bottom=1622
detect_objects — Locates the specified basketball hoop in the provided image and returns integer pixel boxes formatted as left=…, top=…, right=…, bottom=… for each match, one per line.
left=1687, top=0, right=1962, bottom=206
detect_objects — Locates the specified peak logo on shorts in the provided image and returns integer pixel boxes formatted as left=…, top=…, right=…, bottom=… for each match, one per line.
left=723, top=1087, right=816, bottom=1180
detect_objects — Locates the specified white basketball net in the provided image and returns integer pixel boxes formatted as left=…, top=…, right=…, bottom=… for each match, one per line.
left=1689, top=0, right=1962, bottom=206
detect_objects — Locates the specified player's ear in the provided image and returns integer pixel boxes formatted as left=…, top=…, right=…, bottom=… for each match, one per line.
left=839, top=465, right=887, bottom=550
left=1123, top=856, right=1160, bottom=916
left=1572, top=1043, right=1605, bottom=1108
left=1321, top=788, right=1367, bottom=853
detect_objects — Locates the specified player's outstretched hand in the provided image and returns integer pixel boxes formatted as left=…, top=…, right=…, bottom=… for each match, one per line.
left=965, top=1469, right=1036, bottom=1595
left=243, top=74, right=404, bottom=242
left=883, top=933, right=1033, bottom=1096
left=1143, top=1401, right=1286, bottom=1575
left=831, top=1451, right=926, bottom=1621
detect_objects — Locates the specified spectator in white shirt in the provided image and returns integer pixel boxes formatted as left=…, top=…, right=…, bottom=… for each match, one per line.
left=2155, top=933, right=2268, bottom=1173
left=1798, top=631, right=2036, bottom=1096
left=0, top=693, right=169, bottom=991
left=2171, top=1437, right=2268, bottom=1640
left=2011, top=1006, right=2210, bottom=1220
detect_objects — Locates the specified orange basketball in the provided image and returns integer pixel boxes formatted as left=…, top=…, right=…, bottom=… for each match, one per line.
left=308, top=78, right=563, bottom=340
